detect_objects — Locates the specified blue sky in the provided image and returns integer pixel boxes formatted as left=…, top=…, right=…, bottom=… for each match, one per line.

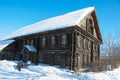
left=0, top=0, right=120, bottom=39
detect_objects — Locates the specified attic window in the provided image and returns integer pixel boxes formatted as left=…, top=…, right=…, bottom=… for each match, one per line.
left=89, top=26, right=93, bottom=35
left=89, top=18, right=93, bottom=25
left=87, top=17, right=94, bottom=35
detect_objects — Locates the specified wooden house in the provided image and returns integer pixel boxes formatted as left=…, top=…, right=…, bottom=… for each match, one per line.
left=0, top=7, right=102, bottom=71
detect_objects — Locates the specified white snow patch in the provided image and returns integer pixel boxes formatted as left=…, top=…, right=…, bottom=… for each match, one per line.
left=24, top=45, right=37, bottom=52
left=0, top=60, right=120, bottom=80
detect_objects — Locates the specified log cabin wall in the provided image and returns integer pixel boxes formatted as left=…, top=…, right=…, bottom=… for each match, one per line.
left=74, top=16, right=101, bottom=71
left=0, top=8, right=102, bottom=72
left=14, top=27, right=75, bottom=68
left=6, top=13, right=101, bottom=71
left=0, top=41, right=17, bottom=60
left=38, top=27, right=74, bottom=67
left=14, top=20, right=101, bottom=71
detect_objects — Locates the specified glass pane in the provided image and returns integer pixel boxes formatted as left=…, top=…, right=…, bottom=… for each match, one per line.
left=84, top=39, right=86, bottom=49
left=42, top=37, right=46, bottom=46
left=51, top=36, right=55, bottom=45
left=62, top=34, right=66, bottom=45
left=77, top=36, right=81, bottom=47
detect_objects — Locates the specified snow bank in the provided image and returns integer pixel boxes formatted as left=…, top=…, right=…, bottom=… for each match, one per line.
left=0, top=60, right=17, bottom=72
left=78, top=67, right=120, bottom=80
left=0, top=60, right=120, bottom=80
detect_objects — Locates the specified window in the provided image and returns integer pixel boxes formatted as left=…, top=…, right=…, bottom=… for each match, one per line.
left=23, top=40, right=25, bottom=45
left=51, top=36, right=55, bottom=45
left=62, top=34, right=66, bottom=45
left=84, top=39, right=86, bottom=49
left=89, top=18, right=93, bottom=25
left=55, top=34, right=60, bottom=45
left=87, top=18, right=94, bottom=35
left=88, top=40, right=91, bottom=50
left=31, top=39, right=34, bottom=46
left=81, top=36, right=83, bottom=48
left=90, top=26, right=93, bottom=35
left=77, top=35, right=81, bottom=47
left=42, top=37, right=46, bottom=46
left=26, top=40, right=31, bottom=45
left=93, top=44, right=95, bottom=51
left=88, top=26, right=93, bottom=35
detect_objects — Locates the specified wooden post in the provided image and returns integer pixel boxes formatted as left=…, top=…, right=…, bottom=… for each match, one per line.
left=70, top=33, right=73, bottom=70
left=70, top=32, right=75, bottom=71
left=36, top=37, right=39, bottom=64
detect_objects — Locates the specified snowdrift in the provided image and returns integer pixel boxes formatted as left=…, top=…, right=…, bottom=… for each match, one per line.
left=0, top=60, right=120, bottom=80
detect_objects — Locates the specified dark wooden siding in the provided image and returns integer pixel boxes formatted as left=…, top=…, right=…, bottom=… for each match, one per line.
left=1, top=22, right=101, bottom=71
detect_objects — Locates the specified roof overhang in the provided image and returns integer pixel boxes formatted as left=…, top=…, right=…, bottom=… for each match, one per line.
left=0, top=40, right=15, bottom=52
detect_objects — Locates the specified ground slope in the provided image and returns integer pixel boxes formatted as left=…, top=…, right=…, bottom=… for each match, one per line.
left=0, top=60, right=120, bottom=80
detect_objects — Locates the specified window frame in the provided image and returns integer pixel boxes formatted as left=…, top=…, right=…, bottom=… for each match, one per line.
left=30, top=39, right=34, bottom=46
left=77, top=35, right=81, bottom=47
left=51, top=35, right=55, bottom=46
left=61, top=34, right=66, bottom=45
left=42, top=36, right=46, bottom=46
left=84, top=38, right=86, bottom=49
left=88, top=40, right=91, bottom=50
left=93, top=43, right=96, bottom=51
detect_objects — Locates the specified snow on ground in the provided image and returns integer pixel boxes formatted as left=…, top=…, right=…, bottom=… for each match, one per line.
left=0, top=60, right=120, bottom=80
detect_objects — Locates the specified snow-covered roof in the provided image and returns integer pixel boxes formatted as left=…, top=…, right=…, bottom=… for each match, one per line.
left=1, top=7, right=95, bottom=41
left=0, top=40, right=15, bottom=52
left=24, top=45, right=37, bottom=52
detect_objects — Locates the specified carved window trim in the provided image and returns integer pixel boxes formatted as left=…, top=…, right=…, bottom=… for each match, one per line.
left=77, top=35, right=81, bottom=47
left=87, top=16, right=94, bottom=35
left=84, top=38, right=86, bottom=49
left=88, top=40, right=91, bottom=50
left=89, top=18, right=93, bottom=25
